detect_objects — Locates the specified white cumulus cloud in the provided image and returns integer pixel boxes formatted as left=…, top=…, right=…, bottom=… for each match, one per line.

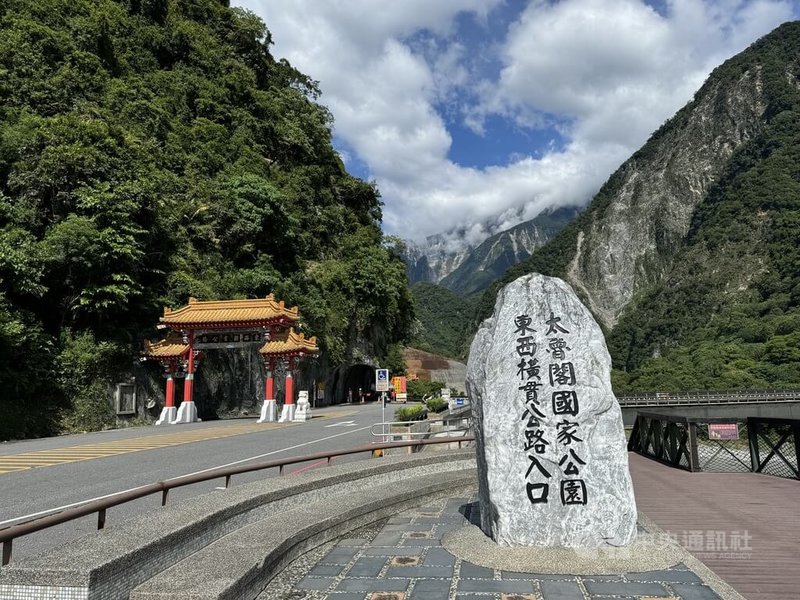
left=235, top=0, right=798, bottom=244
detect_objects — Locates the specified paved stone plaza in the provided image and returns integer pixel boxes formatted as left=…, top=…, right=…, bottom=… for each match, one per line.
left=262, top=496, right=727, bottom=600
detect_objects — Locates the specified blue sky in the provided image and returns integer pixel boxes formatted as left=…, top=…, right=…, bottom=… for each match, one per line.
left=236, top=0, right=799, bottom=246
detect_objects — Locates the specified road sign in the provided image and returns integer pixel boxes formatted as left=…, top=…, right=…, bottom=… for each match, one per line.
left=456, top=398, right=465, bottom=406
left=375, top=369, right=390, bottom=392
left=708, top=423, right=739, bottom=440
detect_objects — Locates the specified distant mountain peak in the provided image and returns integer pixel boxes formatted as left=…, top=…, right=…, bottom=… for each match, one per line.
left=403, top=206, right=579, bottom=294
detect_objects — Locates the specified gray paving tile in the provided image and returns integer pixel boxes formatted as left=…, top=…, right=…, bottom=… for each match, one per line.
left=455, top=595, right=499, bottom=600
left=445, top=497, right=472, bottom=506
left=310, top=563, right=346, bottom=576
left=323, top=593, right=366, bottom=599
left=336, top=578, right=411, bottom=592
left=321, top=547, right=360, bottom=564
left=414, top=516, right=466, bottom=523
left=435, top=523, right=465, bottom=534
left=459, top=561, right=494, bottom=579
left=362, top=547, right=423, bottom=556
left=347, top=557, right=387, bottom=577
left=584, top=581, right=669, bottom=596
left=387, top=517, right=413, bottom=524
left=382, top=523, right=435, bottom=532
left=402, top=538, right=443, bottom=547
left=386, top=565, right=455, bottom=578
left=409, top=578, right=453, bottom=598
left=628, top=569, right=703, bottom=583
left=503, top=571, right=576, bottom=581
left=670, top=584, right=723, bottom=599
left=372, top=533, right=404, bottom=546
left=458, top=579, right=536, bottom=593
left=423, top=548, right=456, bottom=566
left=297, top=576, right=335, bottom=590
left=541, top=580, right=584, bottom=600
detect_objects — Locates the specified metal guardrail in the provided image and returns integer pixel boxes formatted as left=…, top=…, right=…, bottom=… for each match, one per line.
left=628, top=412, right=800, bottom=480
left=369, top=421, right=472, bottom=439
left=0, top=436, right=475, bottom=566
left=618, top=388, right=800, bottom=407
left=749, top=417, right=800, bottom=479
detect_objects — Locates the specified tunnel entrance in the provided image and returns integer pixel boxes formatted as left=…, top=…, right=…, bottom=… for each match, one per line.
left=328, top=363, right=377, bottom=404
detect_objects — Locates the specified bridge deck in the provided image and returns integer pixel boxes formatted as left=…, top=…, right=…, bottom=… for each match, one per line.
left=630, top=453, right=798, bottom=600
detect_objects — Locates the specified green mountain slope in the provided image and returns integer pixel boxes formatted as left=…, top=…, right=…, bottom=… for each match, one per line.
left=0, top=0, right=413, bottom=438
left=410, top=283, right=477, bottom=360
left=476, top=21, right=800, bottom=392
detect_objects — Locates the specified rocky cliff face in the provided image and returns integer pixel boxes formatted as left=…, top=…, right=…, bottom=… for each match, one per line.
left=405, top=208, right=577, bottom=291
left=478, top=21, right=800, bottom=392
left=440, top=208, right=578, bottom=295
left=567, top=67, right=767, bottom=329
left=404, top=235, right=473, bottom=284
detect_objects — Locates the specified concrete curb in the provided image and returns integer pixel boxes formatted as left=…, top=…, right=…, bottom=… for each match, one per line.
left=0, top=451, right=475, bottom=600
left=130, top=471, right=477, bottom=599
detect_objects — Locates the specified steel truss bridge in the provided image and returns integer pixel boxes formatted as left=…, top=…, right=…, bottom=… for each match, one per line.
left=617, top=388, right=800, bottom=408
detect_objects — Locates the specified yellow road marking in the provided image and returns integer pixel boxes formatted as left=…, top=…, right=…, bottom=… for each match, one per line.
left=0, top=410, right=355, bottom=475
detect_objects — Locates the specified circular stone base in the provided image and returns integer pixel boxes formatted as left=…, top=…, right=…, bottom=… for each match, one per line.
left=442, top=524, right=685, bottom=575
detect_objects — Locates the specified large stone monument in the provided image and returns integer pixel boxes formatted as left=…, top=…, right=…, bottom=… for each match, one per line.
left=466, top=273, right=637, bottom=547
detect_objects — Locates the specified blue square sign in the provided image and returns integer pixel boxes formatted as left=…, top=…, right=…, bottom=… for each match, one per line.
left=375, top=369, right=389, bottom=392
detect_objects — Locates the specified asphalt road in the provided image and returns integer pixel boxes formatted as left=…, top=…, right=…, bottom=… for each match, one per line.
left=0, top=402, right=398, bottom=562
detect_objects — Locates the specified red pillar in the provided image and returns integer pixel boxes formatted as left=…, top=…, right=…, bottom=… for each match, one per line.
left=165, top=370, right=175, bottom=408
left=284, top=358, right=295, bottom=405
left=183, top=330, right=195, bottom=404
left=265, top=359, right=275, bottom=400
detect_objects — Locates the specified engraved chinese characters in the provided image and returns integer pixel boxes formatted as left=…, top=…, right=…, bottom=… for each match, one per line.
left=467, top=274, right=637, bottom=547
left=517, top=311, right=587, bottom=507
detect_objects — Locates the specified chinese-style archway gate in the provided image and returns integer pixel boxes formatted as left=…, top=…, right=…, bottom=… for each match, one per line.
left=143, top=333, right=191, bottom=425
left=258, top=328, right=318, bottom=422
left=143, top=295, right=316, bottom=425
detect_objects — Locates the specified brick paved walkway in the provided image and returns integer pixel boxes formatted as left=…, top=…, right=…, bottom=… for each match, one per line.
left=280, top=496, right=725, bottom=600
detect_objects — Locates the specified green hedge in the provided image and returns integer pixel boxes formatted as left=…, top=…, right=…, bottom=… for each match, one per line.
left=394, top=405, right=427, bottom=422
left=425, top=398, right=448, bottom=413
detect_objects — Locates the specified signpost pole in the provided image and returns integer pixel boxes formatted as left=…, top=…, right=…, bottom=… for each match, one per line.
left=376, top=369, right=390, bottom=444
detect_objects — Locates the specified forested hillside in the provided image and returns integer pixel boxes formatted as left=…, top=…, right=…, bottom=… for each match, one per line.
left=409, top=283, right=476, bottom=360
left=477, top=21, right=800, bottom=393
left=0, top=0, right=413, bottom=439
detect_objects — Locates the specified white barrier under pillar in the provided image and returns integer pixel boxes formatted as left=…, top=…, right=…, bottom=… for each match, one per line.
left=278, top=403, right=295, bottom=422
left=171, top=399, right=200, bottom=424
left=155, top=406, right=177, bottom=425
left=258, top=399, right=277, bottom=423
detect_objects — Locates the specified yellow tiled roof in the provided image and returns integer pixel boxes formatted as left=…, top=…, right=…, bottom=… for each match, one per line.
left=161, top=294, right=299, bottom=328
left=143, top=333, right=190, bottom=359
left=259, top=328, right=318, bottom=357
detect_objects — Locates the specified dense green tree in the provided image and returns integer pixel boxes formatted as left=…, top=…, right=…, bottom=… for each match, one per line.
left=0, top=0, right=413, bottom=438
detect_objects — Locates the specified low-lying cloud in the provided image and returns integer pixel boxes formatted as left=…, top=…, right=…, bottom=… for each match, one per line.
left=236, top=0, right=797, bottom=245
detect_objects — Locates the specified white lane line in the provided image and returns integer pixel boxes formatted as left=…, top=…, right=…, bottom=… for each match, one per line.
left=324, top=421, right=357, bottom=428
left=0, top=424, right=372, bottom=528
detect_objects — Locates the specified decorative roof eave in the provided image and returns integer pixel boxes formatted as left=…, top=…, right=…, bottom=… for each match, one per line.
left=160, top=294, right=300, bottom=330
left=143, top=333, right=190, bottom=360
left=259, top=328, right=319, bottom=358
